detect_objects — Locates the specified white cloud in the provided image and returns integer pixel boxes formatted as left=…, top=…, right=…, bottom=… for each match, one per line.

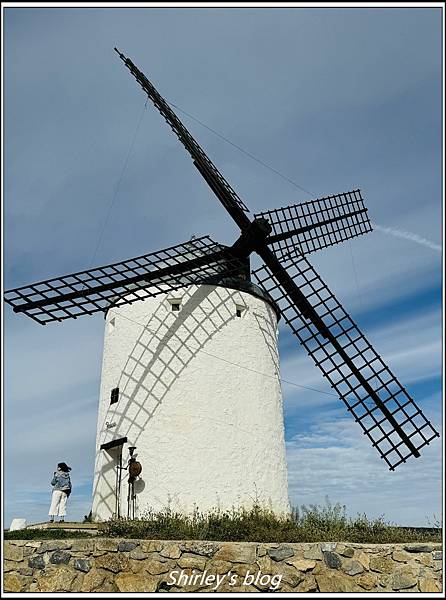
left=286, top=413, right=442, bottom=526
left=373, top=223, right=441, bottom=253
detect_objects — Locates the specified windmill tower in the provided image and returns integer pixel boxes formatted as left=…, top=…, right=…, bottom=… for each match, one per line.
left=92, top=281, right=289, bottom=520
left=5, top=50, right=439, bottom=521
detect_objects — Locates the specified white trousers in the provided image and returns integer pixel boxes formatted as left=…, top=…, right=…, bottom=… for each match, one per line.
left=49, top=490, right=68, bottom=517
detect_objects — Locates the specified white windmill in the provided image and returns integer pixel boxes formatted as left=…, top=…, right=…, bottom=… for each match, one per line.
left=5, top=49, right=439, bottom=521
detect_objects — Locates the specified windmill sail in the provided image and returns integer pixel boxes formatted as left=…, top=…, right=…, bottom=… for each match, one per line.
left=5, top=236, right=243, bottom=325
left=115, top=48, right=250, bottom=228
left=258, top=189, right=372, bottom=260
left=253, top=251, right=439, bottom=470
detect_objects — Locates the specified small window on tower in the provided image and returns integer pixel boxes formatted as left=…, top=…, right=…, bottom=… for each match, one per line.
left=235, top=304, right=246, bottom=318
left=167, top=297, right=182, bottom=312
left=110, top=387, right=119, bottom=405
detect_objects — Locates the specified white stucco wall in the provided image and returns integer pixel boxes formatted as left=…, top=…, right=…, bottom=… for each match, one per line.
left=91, top=284, right=290, bottom=520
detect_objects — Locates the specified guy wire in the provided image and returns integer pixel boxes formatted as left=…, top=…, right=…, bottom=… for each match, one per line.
left=108, top=307, right=338, bottom=399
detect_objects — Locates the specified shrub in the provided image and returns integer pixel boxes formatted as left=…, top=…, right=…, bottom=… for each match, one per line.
left=83, top=510, right=93, bottom=523
left=101, top=499, right=442, bottom=543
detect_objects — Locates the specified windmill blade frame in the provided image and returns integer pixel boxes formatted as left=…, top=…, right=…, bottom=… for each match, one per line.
left=258, top=189, right=372, bottom=260
left=252, top=251, right=440, bottom=470
left=4, top=236, right=244, bottom=325
left=115, top=48, right=250, bottom=227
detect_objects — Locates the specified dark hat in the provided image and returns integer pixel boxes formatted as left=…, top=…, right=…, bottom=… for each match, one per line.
left=58, top=462, right=71, bottom=472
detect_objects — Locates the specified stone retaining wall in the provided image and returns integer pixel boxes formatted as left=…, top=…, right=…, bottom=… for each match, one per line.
left=3, top=539, right=443, bottom=593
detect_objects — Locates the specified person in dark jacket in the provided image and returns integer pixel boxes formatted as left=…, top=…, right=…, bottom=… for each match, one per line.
left=48, top=462, right=72, bottom=522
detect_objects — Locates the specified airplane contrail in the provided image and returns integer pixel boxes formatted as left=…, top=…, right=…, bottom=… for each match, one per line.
left=372, top=223, right=441, bottom=253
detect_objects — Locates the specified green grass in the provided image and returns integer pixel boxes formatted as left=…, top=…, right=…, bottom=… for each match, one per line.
left=4, top=500, right=442, bottom=543
left=4, top=529, right=95, bottom=540
left=101, top=500, right=442, bottom=544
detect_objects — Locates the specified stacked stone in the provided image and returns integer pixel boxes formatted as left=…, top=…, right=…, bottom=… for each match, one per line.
left=3, top=539, right=443, bottom=593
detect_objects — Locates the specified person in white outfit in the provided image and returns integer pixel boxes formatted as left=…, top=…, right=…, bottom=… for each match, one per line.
left=49, top=462, right=72, bottom=522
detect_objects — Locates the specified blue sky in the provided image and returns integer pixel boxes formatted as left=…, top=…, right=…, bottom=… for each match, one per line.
left=3, top=6, right=443, bottom=526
